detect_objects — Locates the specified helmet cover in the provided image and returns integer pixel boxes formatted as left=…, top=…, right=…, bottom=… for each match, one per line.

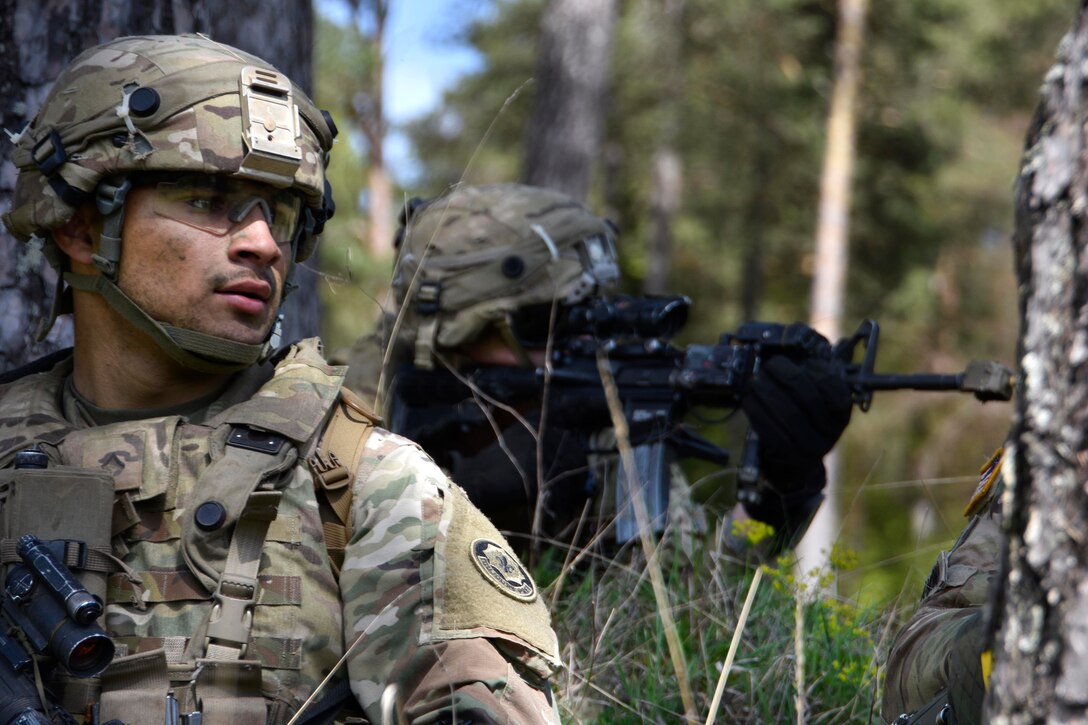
left=391, top=183, right=620, bottom=365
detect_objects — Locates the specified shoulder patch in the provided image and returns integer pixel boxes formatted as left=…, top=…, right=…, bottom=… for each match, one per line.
left=430, top=484, right=560, bottom=669
left=964, top=448, right=1003, bottom=518
left=471, top=538, right=537, bottom=602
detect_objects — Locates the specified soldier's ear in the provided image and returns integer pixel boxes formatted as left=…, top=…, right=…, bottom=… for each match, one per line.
left=52, top=204, right=99, bottom=267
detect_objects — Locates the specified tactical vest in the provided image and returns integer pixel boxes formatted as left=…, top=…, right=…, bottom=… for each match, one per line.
left=0, top=339, right=373, bottom=724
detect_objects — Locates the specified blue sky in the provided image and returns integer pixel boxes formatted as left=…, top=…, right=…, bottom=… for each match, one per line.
left=316, top=0, right=493, bottom=182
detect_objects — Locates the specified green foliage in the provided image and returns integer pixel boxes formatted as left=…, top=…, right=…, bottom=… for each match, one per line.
left=317, top=0, right=1075, bottom=611
left=545, top=536, right=889, bottom=722
left=402, top=0, right=544, bottom=194
left=314, top=8, right=399, bottom=353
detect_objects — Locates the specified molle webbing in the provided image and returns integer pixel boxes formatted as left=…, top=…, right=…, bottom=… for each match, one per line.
left=307, top=387, right=379, bottom=576
left=0, top=466, right=117, bottom=604
left=0, top=539, right=115, bottom=574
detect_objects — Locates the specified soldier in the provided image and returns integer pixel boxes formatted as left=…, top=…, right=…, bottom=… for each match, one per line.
left=881, top=450, right=1000, bottom=724
left=336, top=183, right=853, bottom=555
left=0, top=35, right=561, bottom=723
left=337, top=184, right=623, bottom=545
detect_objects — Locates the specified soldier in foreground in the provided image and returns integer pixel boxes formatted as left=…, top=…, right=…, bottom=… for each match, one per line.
left=0, top=35, right=561, bottom=723
left=338, top=183, right=854, bottom=554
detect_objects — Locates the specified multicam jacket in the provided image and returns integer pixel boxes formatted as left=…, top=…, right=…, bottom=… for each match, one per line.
left=881, top=450, right=1004, bottom=723
left=0, top=338, right=561, bottom=724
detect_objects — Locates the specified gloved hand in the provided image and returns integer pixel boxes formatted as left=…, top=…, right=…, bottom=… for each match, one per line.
left=741, top=339, right=854, bottom=465
left=739, top=326, right=853, bottom=544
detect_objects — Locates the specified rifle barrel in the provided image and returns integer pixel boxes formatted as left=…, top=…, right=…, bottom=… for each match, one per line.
left=849, top=373, right=964, bottom=391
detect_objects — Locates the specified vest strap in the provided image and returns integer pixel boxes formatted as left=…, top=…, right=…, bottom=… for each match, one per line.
left=184, top=426, right=295, bottom=662
left=193, top=659, right=268, bottom=725
left=203, top=489, right=285, bottom=661
left=307, top=388, right=378, bottom=576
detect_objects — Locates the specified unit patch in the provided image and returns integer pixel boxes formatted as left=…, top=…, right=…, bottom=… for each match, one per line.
left=470, top=538, right=536, bottom=602
left=964, top=448, right=1003, bottom=518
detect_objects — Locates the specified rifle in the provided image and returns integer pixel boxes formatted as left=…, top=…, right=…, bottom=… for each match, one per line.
left=393, top=295, right=1015, bottom=544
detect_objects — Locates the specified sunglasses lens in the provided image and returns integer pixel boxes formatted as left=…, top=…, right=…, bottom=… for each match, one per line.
left=151, top=175, right=302, bottom=245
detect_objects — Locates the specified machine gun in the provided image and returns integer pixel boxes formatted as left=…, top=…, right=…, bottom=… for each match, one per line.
left=393, top=295, right=1015, bottom=544
left=1, top=534, right=115, bottom=725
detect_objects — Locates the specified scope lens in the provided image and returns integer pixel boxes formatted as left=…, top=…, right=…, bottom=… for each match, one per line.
left=60, top=631, right=115, bottom=678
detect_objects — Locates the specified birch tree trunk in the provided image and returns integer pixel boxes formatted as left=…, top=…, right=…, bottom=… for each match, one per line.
left=797, top=0, right=867, bottom=584
left=523, top=0, right=616, bottom=201
left=644, top=0, right=684, bottom=297
left=0, top=0, right=318, bottom=370
left=988, top=3, right=1088, bottom=719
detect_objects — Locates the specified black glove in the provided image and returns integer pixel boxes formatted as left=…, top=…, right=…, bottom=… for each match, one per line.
left=741, top=346, right=853, bottom=464
left=741, top=463, right=825, bottom=549
left=739, top=327, right=852, bottom=545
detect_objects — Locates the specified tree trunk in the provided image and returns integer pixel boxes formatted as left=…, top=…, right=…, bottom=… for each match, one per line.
left=644, top=0, right=684, bottom=297
left=988, top=3, right=1088, bottom=719
left=0, top=0, right=318, bottom=371
left=357, top=1, right=393, bottom=259
left=523, top=0, right=616, bottom=201
left=797, top=0, right=868, bottom=585
left=739, top=142, right=771, bottom=323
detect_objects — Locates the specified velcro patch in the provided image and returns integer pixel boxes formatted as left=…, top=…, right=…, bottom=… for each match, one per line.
left=470, top=538, right=537, bottom=602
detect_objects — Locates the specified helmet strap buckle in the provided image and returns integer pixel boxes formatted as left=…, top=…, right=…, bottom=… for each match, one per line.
left=91, top=178, right=132, bottom=280
left=415, top=281, right=442, bottom=316
left=415, top=278, right=441, bottom=313
left=32, top=129, right=67, bottom=176
left=32, top=129, right=90, bottom=207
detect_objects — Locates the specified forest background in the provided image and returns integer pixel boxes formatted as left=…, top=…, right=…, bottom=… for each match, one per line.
left=0, top=0, right=1083, bottom=719
left=315, top=0, right=1072, bottom=609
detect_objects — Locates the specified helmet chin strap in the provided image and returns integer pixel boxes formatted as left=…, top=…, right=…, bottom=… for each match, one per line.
left=61, top=177, right=282, bottom=374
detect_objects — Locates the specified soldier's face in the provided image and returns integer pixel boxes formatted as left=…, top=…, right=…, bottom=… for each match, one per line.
left=115, top=177, right=290, bottom=345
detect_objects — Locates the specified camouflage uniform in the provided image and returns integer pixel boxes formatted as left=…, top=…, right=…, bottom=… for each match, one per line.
left=1, top=34, right=561, bottom=724
left=882, top=450, right=1004, bottom=724
left=0, top=339, right=562, bottom=723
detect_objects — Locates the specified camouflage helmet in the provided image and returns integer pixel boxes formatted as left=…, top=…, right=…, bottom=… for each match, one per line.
left=2, top=34, right=337, bottom=372
left=390, top=183, right=620, bottom=370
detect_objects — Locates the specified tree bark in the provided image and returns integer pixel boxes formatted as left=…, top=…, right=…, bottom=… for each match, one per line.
left=0, top=0, right=318, bottom=371
left=988, top=3, right=1088, bottom=720
left=355, top=1, right=393, bottom=259
left=523, top=0, right=616, bottom=201
left=644, top=0, right=683, bottom=297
